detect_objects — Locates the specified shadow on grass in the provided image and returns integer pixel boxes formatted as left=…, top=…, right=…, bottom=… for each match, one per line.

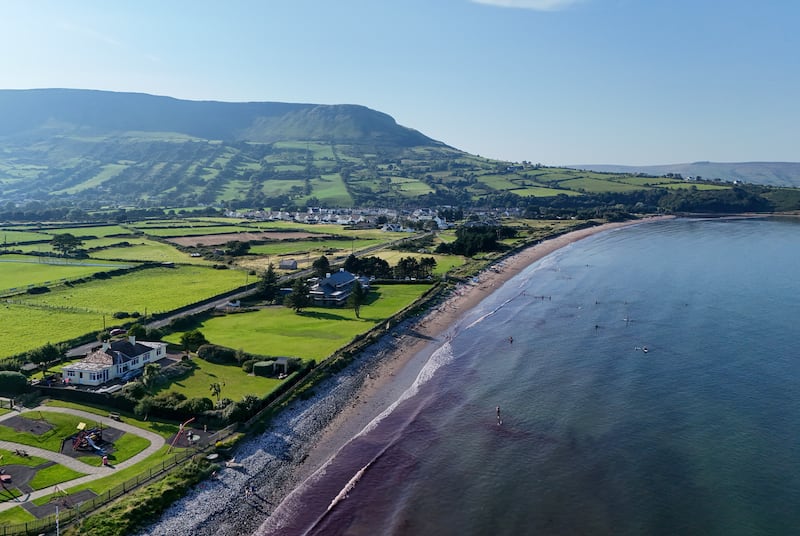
left=299, top=310, right=351, bottom=321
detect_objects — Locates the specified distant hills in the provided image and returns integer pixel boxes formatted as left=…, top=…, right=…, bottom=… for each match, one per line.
left=0, top=88, right=439, bottom=146
left=572, top=162, right=800, bottom=188
left=0, top=89, right=798, bottom=214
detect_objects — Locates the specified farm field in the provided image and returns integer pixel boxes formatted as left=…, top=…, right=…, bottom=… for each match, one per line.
left=0, top=304, right=102, bottom=359
left=137, top=225, right=256, bottom=238
left=164, top=284, right=431, bottom=360
left=17, top=265, right=247, bottom=316
left=89, top=239, right=213, bottom=265
left=0, top=255, right=133, bottom=295
left=0, top=229, right=53, bottom=244
left=557, top=177, right=645, bottom=193
left=247, top=238, right=382, bottom=257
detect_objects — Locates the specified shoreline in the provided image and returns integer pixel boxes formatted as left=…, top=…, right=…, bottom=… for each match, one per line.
left=291, top=216, right=674, bottom=483
left=140, top=215, right=672, bottom=536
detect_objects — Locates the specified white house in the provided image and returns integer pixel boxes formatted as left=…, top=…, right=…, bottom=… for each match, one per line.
left=62, top=337, right=167, bottom=387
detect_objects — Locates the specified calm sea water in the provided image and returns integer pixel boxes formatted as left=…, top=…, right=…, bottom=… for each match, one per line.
left=261, top=217, right=800, bottom=536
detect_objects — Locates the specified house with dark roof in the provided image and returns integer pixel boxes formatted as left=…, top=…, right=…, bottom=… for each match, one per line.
left=309, top=269, right=370, bottom=306
left=62, top=336, right=167, bottom=386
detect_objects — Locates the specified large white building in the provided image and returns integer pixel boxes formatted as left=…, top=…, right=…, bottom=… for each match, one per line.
left=62, top=337, right=167, bottom=386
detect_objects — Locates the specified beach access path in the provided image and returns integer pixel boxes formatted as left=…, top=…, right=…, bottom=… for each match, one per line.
left=0, top=405, right=165, bottom=512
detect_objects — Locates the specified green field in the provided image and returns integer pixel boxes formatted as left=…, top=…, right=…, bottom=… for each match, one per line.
left=511, top=186, right=581, bottom=197
left=165, top=284, right=431, bottom=360
left=0, top=304, right=102, bottom=358
left=90, top=239, right=213, bottom=265
left=557, top=177, right=645, bottom=193
left=248, top=238, right=382, bottom=257
left=0, top=255, right=133, bottom=295
left=137, top=225, right=256, bottom=238
left=18, top=265, right=247, bottom=316
left=0, top=229, right=53, bottom=244
left=371, top=251, right=465, bottom=275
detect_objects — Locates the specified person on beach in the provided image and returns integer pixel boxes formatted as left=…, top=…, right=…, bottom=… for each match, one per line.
left=496, top=406, right=502, bottom=425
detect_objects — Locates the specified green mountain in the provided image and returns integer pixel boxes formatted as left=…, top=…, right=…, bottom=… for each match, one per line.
left=0, top=88, right=437, bottom=146
left=573, top=162, right=800, bottom=188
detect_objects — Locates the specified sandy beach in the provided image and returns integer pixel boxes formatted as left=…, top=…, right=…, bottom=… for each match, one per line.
left=140, top=216, right=671, bottom=536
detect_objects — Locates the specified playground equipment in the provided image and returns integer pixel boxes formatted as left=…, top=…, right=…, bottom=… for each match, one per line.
left=168, top=417, right=195, bottom=453
left=72, top=428, right=104, bottom=453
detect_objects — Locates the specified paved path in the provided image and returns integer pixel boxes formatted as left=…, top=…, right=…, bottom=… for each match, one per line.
left=0, top=405, right=165, bottom=512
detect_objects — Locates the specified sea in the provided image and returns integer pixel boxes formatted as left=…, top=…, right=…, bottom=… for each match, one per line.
left=258, top=217, right=800, bottom=536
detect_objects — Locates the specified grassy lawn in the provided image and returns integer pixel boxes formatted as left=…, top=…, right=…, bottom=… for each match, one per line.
left=152, top=359, right=284, bottom=401
left=28, top=464, right=86, bottom=490
left=44, top=400, right=180, bottom=440
left=0, top=448, right=48, bottom=467
left=164, top=284, right=431, bottom=360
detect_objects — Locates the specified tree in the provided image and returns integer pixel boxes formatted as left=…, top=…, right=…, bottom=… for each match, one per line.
left=127, top=323, right=146, bottom=339
left=312, top=255, right=331, bottom=279
left=51, top=233, right=84, bottom=256
left=209, top=382, right=224, bottom=405
left=284, top=278, right=311, bottom=313
left=348, top=280, right=368, bottom=318
left=142, top=363, right=161, bottom=390
left=180, top=329, right=208, bottom=352
left=134, top=396, right=154, bottom=419
left=0, top=372, right=27, bottom=395
left=257, top=263, right=280, bottom=303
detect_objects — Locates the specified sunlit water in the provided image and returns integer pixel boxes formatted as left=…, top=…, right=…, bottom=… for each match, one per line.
left=260, top=217, right=800, bottom=536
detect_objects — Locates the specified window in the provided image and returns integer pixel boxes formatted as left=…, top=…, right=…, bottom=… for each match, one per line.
left=67, top=370, right=76, bottom=377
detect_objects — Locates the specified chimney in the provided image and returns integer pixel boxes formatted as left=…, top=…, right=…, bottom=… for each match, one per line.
left=102, top=341, right=110, bottom=351
left=325, top=273, right=331, bottom=279
left=129, top=335, right=136, bottom=346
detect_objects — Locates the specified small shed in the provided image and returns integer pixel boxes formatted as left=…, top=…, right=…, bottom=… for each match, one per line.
left=279, top=259, right=298, bottom=270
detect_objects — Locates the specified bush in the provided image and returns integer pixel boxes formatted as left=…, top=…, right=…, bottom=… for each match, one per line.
left=241, top=359, right=256, bottom=373
left=0, top=371, right=28, bottom=395
left=113, top=311, right=130, bottom=319
left=176, top=397, right=213, bottom=414
left=252, top=361, right=275, bottom=377
left=197, top=344, right=237, bottom=364
left=26, top=286, right=50, bottom=295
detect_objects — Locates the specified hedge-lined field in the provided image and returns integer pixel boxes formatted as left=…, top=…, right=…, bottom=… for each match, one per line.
left=0, top=255, right=132, bottom=292
left=18, top=265, right=247, bottom=316
left=90, top=239, right=213, bottom=265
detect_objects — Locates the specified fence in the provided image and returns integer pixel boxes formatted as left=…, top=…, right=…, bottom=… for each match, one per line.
left=0, top=424, right=238, bottom=536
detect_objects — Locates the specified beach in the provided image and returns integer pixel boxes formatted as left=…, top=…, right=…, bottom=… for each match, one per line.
left=139, top=216, right=671, bottom=536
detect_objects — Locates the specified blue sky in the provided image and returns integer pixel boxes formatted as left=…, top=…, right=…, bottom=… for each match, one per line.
left=1, top=0, right=798, bottom=165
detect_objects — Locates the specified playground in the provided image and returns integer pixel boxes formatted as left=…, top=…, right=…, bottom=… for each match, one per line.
left=62, top=424, right=125, bottom=460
